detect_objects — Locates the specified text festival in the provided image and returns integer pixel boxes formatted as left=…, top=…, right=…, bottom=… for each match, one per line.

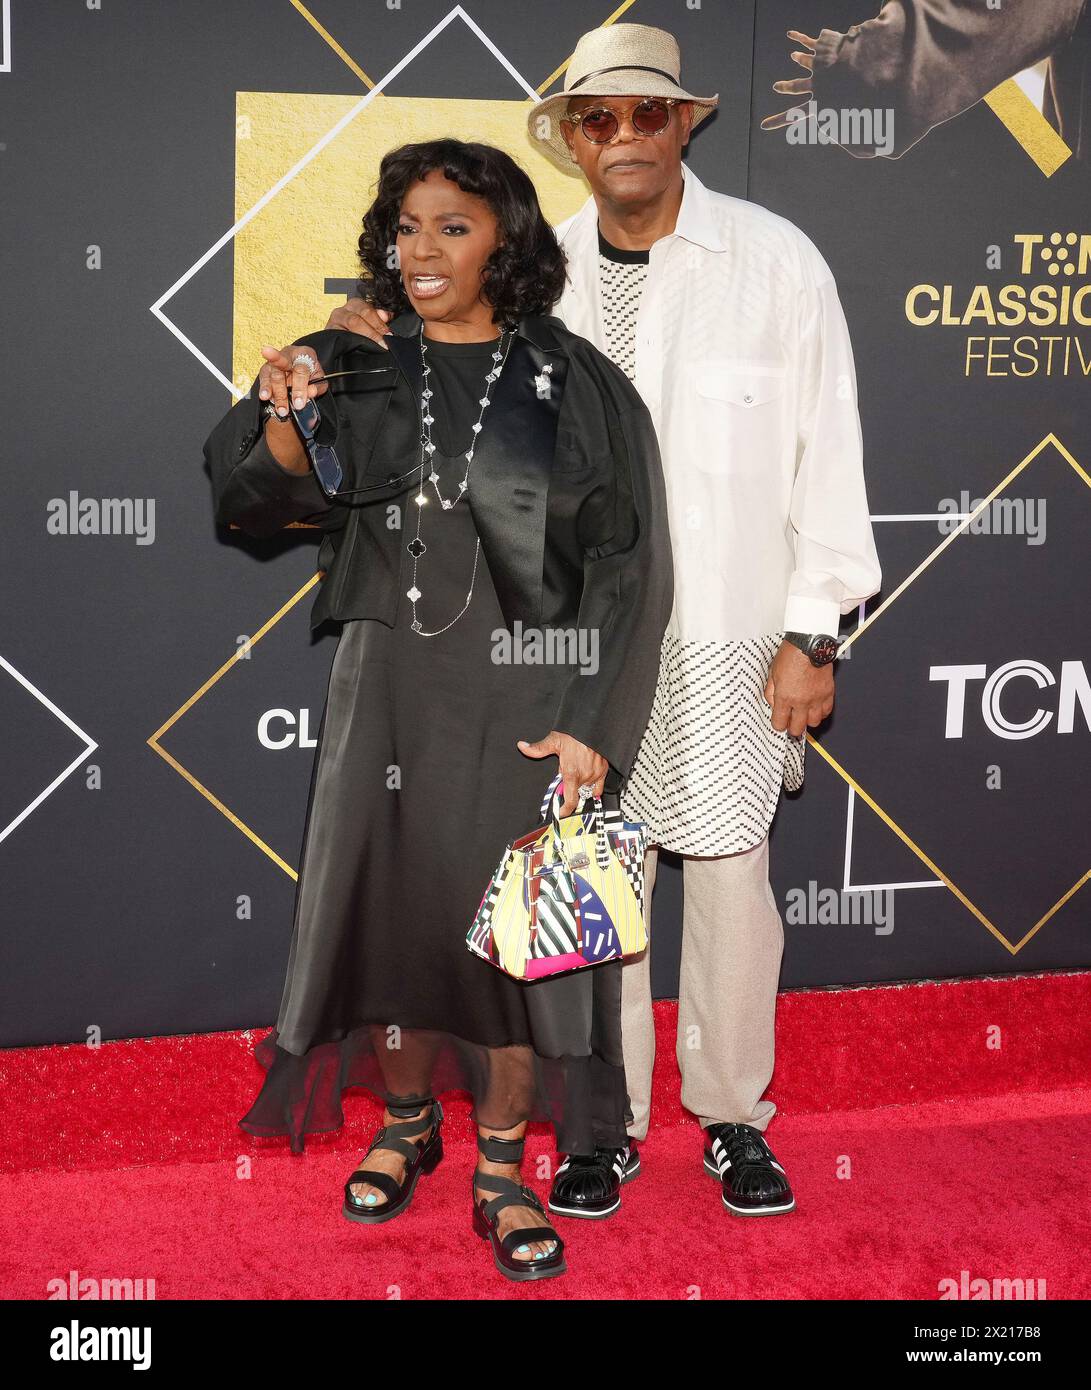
left=905, top=233, right=1091, bottom=376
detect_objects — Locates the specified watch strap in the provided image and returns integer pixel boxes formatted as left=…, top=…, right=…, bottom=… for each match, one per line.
left=783, top=631, right=839, bottom=666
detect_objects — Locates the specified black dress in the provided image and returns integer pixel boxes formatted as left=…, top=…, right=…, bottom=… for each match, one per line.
left=239, top=332, right=629, bottom=1155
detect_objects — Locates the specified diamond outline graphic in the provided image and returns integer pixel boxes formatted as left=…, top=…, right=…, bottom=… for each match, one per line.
left=148, top=4, right=547, bottom=392
left=0, top=653, right=98, bottom=845
left=147, top=574, right=323, bottom=880
left=808, top=433, right=1091, bottom=955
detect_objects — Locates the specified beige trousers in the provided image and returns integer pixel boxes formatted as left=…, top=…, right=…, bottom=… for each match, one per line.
left=620, top=839, right=784, bottom=1140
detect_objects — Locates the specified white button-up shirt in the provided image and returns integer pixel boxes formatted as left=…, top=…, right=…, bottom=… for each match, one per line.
left=554, top=162, right=881, bottom=641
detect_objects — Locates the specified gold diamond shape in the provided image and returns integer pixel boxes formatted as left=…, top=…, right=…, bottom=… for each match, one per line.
left=147, top=574, right=322, bottom=880
left=809, top=434, right=1091, bottom=955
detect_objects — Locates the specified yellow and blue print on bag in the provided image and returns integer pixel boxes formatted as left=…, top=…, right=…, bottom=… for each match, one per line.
left=467, top=773, right=648, bottom=981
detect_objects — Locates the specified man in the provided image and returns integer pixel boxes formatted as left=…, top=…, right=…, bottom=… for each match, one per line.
left=303, top=23, right=882, bottom=1219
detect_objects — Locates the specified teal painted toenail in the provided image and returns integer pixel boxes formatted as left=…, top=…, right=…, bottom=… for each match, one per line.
left=516, top=1244, right=529, bottom=1253
left=364, top=1194, right=378, bottom=1205
left=534, top=1252, right=545, bottom=1260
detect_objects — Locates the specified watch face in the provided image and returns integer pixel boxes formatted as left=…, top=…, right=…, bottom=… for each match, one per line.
left=809, top=636, right=840, bottom=666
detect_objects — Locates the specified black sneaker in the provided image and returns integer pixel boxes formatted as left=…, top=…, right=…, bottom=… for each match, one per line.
left=703, top=1122, right=795, bottom=1216
left=548, top=1141, right=641, bottom=1219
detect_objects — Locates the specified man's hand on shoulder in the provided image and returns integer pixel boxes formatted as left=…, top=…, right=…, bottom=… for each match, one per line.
left=326, top=296, right=393, bottom=346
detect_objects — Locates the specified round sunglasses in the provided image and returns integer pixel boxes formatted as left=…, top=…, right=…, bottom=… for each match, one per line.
left=563, top=97, right=679, bottom=144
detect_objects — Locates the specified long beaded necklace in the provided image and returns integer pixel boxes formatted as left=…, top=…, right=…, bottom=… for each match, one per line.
left=405, top=321, right=514, bottom=636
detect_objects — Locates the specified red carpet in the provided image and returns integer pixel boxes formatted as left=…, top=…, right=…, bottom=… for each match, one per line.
left=3, top=973, right=1089, bottom=1299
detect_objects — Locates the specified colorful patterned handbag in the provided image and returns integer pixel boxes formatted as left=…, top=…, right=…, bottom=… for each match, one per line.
left=467, top=772, right=648, bottom=981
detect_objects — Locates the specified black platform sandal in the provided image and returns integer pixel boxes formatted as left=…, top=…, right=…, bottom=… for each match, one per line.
left=341, top=1096, right=443, bottom=1225
left=472, top=1133, right=567, bottom=1282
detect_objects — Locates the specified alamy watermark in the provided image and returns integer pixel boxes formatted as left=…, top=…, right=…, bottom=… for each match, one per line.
left=938, top=1269, right=1046, bottom=1301
left=491, top=621, right=599, bottom=675
left=783, top=100, right=895, bottom=156
left=785, top=881, right=893, bottom=934
left=47, top=492, right=155, bottom=545
left=938, top=493, right=1046, bottom=545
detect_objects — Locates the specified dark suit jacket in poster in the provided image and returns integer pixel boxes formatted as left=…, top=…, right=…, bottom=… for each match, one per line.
left=203, top=310, right=675, bottom=788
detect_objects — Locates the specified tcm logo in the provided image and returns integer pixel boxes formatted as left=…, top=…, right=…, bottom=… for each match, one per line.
left=930, top=660, right=1090, bottom=739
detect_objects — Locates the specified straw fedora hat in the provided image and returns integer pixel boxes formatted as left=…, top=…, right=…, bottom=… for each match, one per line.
left=528, top=23, right=719, bottom=171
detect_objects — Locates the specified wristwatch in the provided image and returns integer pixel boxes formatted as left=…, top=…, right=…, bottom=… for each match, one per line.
left=783, top=631, right=840, bottom=667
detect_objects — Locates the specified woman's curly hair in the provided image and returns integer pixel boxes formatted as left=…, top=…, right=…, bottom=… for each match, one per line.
left=356, top=139, right=567, bottom=326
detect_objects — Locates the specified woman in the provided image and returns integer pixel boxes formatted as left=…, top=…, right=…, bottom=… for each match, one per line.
left=203, top=140, right=673, bottom=1282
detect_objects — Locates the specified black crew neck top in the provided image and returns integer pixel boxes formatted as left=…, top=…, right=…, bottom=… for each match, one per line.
left=597, top=225, right=651, bottom=265
left=419, top=331, right=507, bottom=458
left=419, top=332, right=504, bottom=355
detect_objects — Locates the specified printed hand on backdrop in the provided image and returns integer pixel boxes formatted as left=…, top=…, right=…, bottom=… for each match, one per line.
left=760, top=29, right=818, bottom=132
left=763, top=641, right=835, bottom=738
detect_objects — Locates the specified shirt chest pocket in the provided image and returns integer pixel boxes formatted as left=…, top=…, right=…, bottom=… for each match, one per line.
left=690, top=360, right=788, bottom=475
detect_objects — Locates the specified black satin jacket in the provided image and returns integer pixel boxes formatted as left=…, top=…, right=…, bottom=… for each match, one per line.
left=204, top=310, right=674, bottom=785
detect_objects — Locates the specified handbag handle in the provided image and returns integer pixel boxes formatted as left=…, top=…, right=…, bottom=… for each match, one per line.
left=538, top=772, right=611, bottom=872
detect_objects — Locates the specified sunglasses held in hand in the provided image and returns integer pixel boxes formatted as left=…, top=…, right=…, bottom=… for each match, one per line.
left=277, top=365, right=420, bottom=500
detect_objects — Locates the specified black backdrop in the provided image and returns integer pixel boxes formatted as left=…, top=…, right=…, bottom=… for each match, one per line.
left=1, top=0, right=1088, bottom=1050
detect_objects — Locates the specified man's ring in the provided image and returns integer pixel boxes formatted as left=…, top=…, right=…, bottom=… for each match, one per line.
left=291, top=352, right=318, bottom=373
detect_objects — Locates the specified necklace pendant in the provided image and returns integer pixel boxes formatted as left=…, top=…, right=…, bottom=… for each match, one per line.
left=407, top=325, right=507, bottom=638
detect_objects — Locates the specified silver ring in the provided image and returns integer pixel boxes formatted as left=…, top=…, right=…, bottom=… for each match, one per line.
left=577, top=783, right=595, bottom=799
left=290, top=352, right=318, bottom=374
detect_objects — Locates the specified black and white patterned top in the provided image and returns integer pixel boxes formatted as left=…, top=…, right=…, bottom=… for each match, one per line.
left=596, top=226, right=805, bottom=855
left=597, top=228, right=648, bottom=382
